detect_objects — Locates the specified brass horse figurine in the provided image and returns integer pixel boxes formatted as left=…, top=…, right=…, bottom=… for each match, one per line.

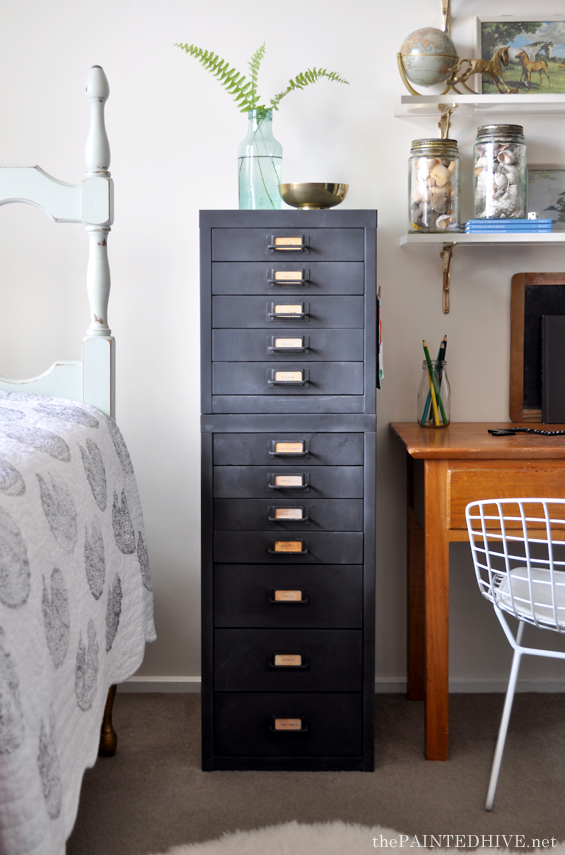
left=447, top=46, right=518, bottom=94
left=516, top=50, right=552, bottom=89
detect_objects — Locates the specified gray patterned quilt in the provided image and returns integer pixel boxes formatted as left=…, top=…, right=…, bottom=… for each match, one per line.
left=0, top=391, right=156, bottom=854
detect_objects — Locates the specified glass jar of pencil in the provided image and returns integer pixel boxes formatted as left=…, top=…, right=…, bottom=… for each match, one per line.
left=409, top=138, right=460, bottom=233
left=417, top=353, right=450, bottom=429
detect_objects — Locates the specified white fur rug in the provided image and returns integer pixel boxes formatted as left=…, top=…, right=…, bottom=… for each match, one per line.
left=149, top=821, right=565, bottom=855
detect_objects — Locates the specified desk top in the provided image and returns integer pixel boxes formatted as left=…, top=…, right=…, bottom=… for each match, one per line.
left=390, top=422, right=565, bottom=459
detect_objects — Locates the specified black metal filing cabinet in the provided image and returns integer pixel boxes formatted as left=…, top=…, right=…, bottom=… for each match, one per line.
left=200, top=209, right=377, bottom=771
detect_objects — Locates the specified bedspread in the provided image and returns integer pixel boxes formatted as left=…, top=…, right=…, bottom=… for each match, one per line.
left=0, top=391, right=156, bottom=855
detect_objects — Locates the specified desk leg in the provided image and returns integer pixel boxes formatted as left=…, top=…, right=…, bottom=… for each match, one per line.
left=407, top=458, right=425, bottom=701
left=424, top=459, right=449, bottom=760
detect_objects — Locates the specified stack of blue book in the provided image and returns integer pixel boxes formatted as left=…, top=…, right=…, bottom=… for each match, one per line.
left=465, top=218, right=553, bottom=233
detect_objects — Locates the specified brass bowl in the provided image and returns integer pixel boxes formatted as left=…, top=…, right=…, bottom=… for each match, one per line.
left=279, top=182, right=349, bottom=210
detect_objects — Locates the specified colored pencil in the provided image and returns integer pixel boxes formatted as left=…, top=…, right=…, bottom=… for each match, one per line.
left=423, top=340, right=448, bottom=425
left=421, top=336, right=447, bottom=426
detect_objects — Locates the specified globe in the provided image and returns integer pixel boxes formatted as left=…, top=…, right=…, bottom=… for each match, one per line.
left=400, top=27, right=458, bottom=87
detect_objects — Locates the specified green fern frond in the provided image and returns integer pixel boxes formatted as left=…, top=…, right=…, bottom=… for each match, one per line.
left=175, top=42, right=256, bottom=111
left=270, top=67, right=349, bottom=110
left=247, top=43, right=266, bottom=110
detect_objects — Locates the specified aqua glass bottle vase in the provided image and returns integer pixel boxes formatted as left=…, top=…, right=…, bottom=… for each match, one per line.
left=238, top=108, right=283, bottom=210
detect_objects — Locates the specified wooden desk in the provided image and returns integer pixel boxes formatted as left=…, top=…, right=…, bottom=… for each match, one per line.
left=390, top=422, right=565, bottom=761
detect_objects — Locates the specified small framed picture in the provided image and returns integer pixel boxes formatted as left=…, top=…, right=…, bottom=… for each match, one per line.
left=475, top=16, right=565, bottom=94
left=527, top=165, right=565, bottom=229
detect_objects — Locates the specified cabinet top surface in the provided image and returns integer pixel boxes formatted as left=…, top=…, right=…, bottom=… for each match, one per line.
left=200, top=210, right=378, bottom=228
left=390, top=422, right=565, bottom=459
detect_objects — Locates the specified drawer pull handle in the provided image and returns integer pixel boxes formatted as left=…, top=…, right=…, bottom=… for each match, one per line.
left=268, top=450, right=309, bottom=457
left=267, top=344, right=309, bottom=354
left=268, top=590, right=309, bottom=604
left=268, top=474, right=309, bottom=491
left=267, top=310, right=309, bottom=321
left=268, top=539, right=309, bottom=555
left=267, top=236, right=309, bottom=253
left=269, top=654, right=309, bottom=669
left=267, top=269, right=309, bottom=286
left=267, top=513, right=309, bottom=523
left=270, top=717, right=309, bottom=733
left=267, top=378, right=310, bottom=387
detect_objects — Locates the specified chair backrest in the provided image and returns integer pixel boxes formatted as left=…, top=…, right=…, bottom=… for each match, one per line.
left=0, top=66, right=115, bottom=417
left=466, top=498, right=565, bottom=633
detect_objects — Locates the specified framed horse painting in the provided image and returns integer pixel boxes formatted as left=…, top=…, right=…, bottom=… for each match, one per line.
left=475, top=16, right=565, bottom=94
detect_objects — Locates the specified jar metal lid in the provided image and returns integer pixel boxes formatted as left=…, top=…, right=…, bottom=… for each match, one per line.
left=476, top=124, right=524, bottom=141
left=410, top=138, right=459, bottom=154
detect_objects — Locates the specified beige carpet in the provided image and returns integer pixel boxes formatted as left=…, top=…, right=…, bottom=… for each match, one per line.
left=67, top=694, right=565, bottom=855
left=149, top=821, right=565, bottom=855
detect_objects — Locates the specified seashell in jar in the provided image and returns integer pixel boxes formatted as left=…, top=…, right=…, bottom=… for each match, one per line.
left=431, top=164, right=451, bottom=186
left=500, top=164, right=518, bottom=185
left=495, top=184, right=518, bottom=217
left=498, top=149, right=517, bottom=165
left=493, top=172, right=508, bottom=197
left=436, top=214, right=457, bottom=229
left=431, top=195, right=449, bottom=214
left=447, top=160, right=457, bottom=175
left=411, top=189, right=423, bottom=202
left=474, top=156, right=487, bottom=169
left=431, top=185, right=449, bottom=198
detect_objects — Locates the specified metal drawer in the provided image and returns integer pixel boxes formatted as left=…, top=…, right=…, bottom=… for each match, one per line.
left=213, top=466, right=364, bottom=498
left=213, top=531, right=363, bottom=564
left=213, top=692, right=363, bottom=756
left=214, top=628, right=362, bottom=692
left=213, top=433, right=364, bottom=466
left=211, top=262, right=364, bottom=295
left=212, top=296, right=364, bottom=329
left=212, top=329, right=364, bottom=362
left=211, top=228, right=365, bottom=262
left=212, top=362, right=363, bottom=396
left=213, top=498, right=364, bottom=531
left=213, top=563, right=363, bottom=628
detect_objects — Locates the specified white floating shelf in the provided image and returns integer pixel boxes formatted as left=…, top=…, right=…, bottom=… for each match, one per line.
left=395, top=94, right=565, bottom=120
left=400, top=232, right=565, bottom=247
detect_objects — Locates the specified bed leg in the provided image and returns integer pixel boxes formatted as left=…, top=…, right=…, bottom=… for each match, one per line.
left=98, top=684, right=118, bottom=757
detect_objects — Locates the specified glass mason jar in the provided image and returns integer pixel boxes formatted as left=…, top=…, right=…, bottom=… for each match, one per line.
left=409, top=139, right=460, bottom=233
left=473, top=124, right=527, bottom=219
left=417, top=359, right=450, bottom=428
left=238, top=108, right=283, bottom=210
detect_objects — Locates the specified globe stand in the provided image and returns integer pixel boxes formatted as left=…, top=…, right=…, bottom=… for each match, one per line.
left=397, top=53, right=462, bottom=97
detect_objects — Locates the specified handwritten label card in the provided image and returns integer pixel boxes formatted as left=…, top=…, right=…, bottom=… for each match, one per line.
left=274, top=371, right=302, bottom=383
left=274, top=508, right=303, bottom=520
left=274, top=654, right=302, bottom=667
left=274, top=237, right=303, bottom=249
left=274, top=304, right=302, bottom=314
left=274, top=590, right=303, bottom=601
left=274, top=541, right=303, bottom=553
left=274, top=270, right=303, bottom=281
left=274, top=338, right=303, bottom=349
left=274, top=475, right=303, bottom=487
left=274, top=718, right=302, bottom=730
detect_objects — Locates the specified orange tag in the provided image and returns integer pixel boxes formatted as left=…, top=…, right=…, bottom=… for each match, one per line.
left=274, top=304, right=302, bottom=314
left=274, top=654, right=302, bottom=667
left=274, top=541, right=302, bottom=553
left=274, top=590, right=303, bottom=601
left=274, top=270, right=303, bottom=280
left=274, top=237, right=302, bottom=249
left=274, top=508, right=303, bottom=520
left=274, top=718, right=302, bottom=730
left=274, top=475, right=303, bottom=487
left=274, top=338, right=303, bottom=348
left=274, top=371, right=302, bottom=382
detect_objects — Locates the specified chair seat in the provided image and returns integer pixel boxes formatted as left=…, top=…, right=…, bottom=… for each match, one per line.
left=496, top=566, right=565, bottom=628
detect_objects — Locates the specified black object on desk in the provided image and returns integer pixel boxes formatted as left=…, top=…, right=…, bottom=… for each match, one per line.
left=542, top=314, right=565, bottom=424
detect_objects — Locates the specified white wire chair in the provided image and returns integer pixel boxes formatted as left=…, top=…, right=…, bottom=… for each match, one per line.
left=465, top=498, right=565, bottom=811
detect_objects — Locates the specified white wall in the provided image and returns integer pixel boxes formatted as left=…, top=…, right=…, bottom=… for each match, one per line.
left=2, top=0, right=565, bottom=691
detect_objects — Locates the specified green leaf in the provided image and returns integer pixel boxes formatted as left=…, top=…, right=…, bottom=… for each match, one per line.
left=175, top=42, right=255, bottom=111
left=270, top=67, right=349, bottom=110
left=247, top=42, right=266, bottom=110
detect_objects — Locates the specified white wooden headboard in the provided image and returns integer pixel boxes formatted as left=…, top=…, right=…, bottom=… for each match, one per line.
left=0, top=66, right=115, bottom=418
